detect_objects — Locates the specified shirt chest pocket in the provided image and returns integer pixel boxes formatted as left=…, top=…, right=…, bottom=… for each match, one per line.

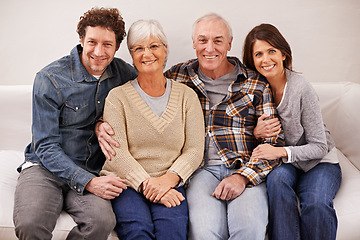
left=61, top=100, right=89, bottom=126
left=226, top=93, right=255, bottom=118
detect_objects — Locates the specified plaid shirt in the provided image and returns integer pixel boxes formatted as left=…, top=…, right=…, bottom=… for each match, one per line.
left=164, top=57, right=284, bottom=186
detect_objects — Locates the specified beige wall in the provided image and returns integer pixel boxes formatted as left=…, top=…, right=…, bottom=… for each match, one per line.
left=1, top=0, right=359, bottom=85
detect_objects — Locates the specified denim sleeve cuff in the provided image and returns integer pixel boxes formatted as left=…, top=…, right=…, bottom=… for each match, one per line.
left=70, top=167, right=96, bottom=195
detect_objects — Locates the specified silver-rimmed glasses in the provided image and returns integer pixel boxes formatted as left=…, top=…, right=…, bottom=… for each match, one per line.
left=130, top=43, right=165, bottom=54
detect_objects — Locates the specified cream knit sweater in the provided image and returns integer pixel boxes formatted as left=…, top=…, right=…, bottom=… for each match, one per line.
left=100, top=80, right=205, bottom=191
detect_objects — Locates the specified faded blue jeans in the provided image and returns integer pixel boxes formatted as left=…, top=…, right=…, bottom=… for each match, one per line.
left=267, top=162, right=342, bottom=240
left=186, top=165, right=268, bottom=240
left=111, top=187, right=188, bottom=240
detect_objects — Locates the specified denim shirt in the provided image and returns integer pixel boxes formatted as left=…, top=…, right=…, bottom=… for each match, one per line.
left=22, top=45, right=137, bottom=194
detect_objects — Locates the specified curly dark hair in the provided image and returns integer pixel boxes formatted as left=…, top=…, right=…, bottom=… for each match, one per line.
left=77, top=7, right=126, bottom=48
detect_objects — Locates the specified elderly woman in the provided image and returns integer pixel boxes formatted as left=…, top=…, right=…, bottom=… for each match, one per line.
left=100, top=19, right=205, bottom=240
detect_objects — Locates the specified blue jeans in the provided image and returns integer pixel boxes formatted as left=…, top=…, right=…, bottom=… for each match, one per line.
left=267, top=163, right=342, bottom=240
left=111, top=187, right=188, bottom=240
left=186, top=165, right=268, bottom=240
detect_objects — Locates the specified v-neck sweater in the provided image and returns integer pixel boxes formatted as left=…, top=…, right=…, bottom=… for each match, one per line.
left=100, top=80, right=205, bottom=190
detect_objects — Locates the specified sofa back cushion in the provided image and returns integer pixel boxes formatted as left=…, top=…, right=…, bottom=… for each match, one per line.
left=312, top=81, right=360, bottom=171
left=0, top=85, right=32, bottom=151
left=1, top=82, right=359, bottom=171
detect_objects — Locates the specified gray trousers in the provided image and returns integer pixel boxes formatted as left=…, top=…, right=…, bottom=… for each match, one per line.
left=13, top=165, right=116, bottom=240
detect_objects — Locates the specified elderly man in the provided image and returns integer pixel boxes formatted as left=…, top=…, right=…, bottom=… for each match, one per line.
left=13, top=7, right=136, bottom=240
left=164, top=13, right=284, bottom=239
left=97, top=13, right=284, bottom=240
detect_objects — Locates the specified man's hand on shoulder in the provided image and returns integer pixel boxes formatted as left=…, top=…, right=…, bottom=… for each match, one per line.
left=212, top=174, right=249, bottom=201
left=86, top=175, right=127, bottom=200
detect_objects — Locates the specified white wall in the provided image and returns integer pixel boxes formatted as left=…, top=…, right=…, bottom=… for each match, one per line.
left=1, top=0, right=359, bottom=85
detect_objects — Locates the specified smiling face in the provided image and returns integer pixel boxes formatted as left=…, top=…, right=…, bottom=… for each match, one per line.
left=193, top=19, right=232, bottom=79
left=252, top=40, right=286, bottom=81
left=80, top=26, right=118, bottom=76
left=130, top=36, right=166, bottom=75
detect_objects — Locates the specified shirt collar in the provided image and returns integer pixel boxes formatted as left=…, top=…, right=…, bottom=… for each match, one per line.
left=187, top=56, right=246, bottom=79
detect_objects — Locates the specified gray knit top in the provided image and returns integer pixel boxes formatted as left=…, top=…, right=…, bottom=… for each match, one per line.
left=277, top=69, right=338, bottom=172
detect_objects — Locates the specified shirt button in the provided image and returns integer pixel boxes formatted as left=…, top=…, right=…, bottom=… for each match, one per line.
left=97, top=101, right=101, bottom=104
left=75, top=107, right=79, bottom=111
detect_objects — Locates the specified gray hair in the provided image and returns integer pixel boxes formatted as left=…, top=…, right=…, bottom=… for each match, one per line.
left=127, top=19, right=169, bottom=68
left=192, top=13, right=233, bottom=42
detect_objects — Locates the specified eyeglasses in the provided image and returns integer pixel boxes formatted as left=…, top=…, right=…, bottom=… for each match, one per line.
left=130, top=43, right=165, bottom=54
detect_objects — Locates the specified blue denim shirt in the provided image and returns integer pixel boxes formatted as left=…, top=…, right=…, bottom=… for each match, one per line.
left=22, top=45, right=137, bottom=194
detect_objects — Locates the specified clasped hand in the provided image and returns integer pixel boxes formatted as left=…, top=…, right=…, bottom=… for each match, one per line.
left=142, top=173, right=184, bottom=208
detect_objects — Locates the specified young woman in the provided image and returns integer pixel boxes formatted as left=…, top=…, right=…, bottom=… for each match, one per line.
left=243, top=23, right=342, bottom=240
left=100, top=19, right=205, bottom=240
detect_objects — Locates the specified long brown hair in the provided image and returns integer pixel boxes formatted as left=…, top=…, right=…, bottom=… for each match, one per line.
left=243, top=23, right=292, bottom=71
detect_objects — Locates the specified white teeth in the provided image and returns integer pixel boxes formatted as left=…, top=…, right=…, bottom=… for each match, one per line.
left=263, top=65, right=275, bottom=70
left=143, top=60, right=156, bottom=64
left=204, top=55, right=216, bottom=59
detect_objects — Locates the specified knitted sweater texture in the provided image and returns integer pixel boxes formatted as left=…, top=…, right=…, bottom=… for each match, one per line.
left=279, top=70, right=337, bottom=171
left=100, top=80, right=205, bottom=190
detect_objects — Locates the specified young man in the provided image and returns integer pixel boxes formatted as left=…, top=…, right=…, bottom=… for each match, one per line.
left=13, top=8, right=136, bottom=240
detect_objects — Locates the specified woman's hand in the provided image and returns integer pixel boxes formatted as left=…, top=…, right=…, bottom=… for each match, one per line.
left=254, top=114, right=281, bottom=139
left=95, top=121, right=119, bottom=160
left=159, top=189, right=185, bottom=208
left=251, top=144, right=287, bottom=160
left=142, top=172, right=180, bottom=203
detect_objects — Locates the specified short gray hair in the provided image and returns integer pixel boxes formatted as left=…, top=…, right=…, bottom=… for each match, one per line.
left=127, top=19, right=169, bottom=68
left=192, top=13, right=233, bottom=42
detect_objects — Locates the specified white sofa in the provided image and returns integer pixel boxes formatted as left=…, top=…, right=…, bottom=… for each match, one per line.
left=1, top=82, right=360, bottom=240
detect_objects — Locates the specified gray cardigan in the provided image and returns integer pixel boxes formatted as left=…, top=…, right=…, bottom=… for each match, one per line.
left=277, top=69, right=338, bottom=171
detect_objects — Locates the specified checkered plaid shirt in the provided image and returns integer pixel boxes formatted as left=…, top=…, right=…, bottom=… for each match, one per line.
left=164, top=57, right=284, bottom=186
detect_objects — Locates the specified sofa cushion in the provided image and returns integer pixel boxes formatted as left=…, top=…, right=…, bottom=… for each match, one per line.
left=0, top=150, right=20, bottom=239
left=335, top=150, right=360, bottom=239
